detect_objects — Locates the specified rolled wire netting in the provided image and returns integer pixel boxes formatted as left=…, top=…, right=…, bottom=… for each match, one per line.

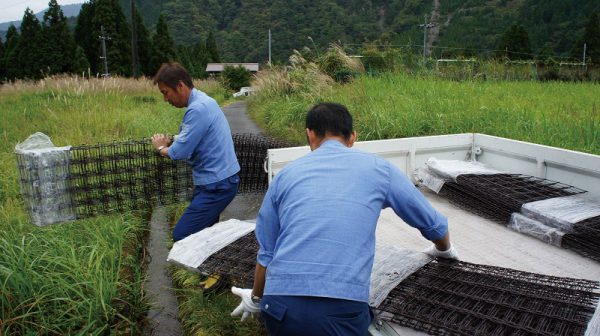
left=16, top=133, right=293, bottom=224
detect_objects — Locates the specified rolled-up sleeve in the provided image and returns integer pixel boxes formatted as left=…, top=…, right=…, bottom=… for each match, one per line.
left=383, top=164, right=448, bottom=241
left=255, top=180, right=281, bottom=267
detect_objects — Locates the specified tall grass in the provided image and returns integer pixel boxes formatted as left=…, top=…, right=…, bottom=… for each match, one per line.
left=249, top=72, right=600, bottom=155
left=0, top=75, right=230, bottom=334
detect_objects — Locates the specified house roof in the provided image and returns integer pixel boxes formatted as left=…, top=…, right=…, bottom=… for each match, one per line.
left=206, top=63, right=260, bottom=72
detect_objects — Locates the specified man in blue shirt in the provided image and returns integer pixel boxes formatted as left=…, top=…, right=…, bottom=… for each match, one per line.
left=151, top=63, right=240, bottom=243
left=231, top=102, right=458, bottom=335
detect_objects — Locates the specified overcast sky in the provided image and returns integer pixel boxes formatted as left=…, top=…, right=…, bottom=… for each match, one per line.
left=0, top=0, right=84, bottom=23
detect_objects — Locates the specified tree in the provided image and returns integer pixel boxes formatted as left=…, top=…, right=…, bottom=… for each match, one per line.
left=92, top=0, right=132, bottom=76
left=3, top=25, right=19, bottom=80
left=73, top=46, right=91, bottom=75
left=221, top=65, right=251, bottom=91
left=574, top=12, right=600, bottom=64
left=150, top=14, right=176, bottom=74
left=497, top=24, right=532, bottom=60
left=75, top=0, right=132, bottom=76
left=0, top=38, right=4, bottom=80
left=74, top=1, right=95, bottom=73
left=205, top=31, right=220, bottom=63
left=40, top=0, right=76, bottom=75
left=132, top=7, right=153, bottom=76
left=11, top=8, right=44, bottom=79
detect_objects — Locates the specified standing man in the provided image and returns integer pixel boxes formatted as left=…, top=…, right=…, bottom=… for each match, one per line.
left=151, top=62, right=240, bottom=244
left=231, top=103, right=458, bottom=335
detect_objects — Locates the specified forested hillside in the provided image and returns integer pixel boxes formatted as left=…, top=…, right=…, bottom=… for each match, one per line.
left=118, top=0, right=598, bottom=62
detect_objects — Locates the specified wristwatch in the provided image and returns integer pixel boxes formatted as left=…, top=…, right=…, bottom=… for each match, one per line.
left=251, top=294, right=262, bottom=304
left=157, top=145, right=166, bottom=153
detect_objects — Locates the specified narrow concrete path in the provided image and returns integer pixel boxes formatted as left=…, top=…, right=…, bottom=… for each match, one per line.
left=143, top=100, right=265, bottom=335
left=222, top=100, right=266, bottom=221
left=143, top=206, right=183, bottom=336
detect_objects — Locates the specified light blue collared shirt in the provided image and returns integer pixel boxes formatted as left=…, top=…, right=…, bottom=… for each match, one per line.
left=167, top=88, right=240, bottom=185
left=255, top=139, right=448, bottom=303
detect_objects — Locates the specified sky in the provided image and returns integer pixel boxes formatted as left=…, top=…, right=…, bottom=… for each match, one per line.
left=0, top=0, right=84, bottom=23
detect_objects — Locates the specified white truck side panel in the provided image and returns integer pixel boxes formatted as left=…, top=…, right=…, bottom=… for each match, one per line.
left=474, top=134, right=600, bottom=195
left=267, top=133, right=473, bottom=183
left=268, top=133, right=600, bottom=195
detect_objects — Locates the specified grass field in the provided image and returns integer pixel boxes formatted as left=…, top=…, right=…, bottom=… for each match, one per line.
left=0, top=76, right=255, bottom=335
left=2, top=72, right=598, bottom=335
left=248, top=72, right=600, bottom=155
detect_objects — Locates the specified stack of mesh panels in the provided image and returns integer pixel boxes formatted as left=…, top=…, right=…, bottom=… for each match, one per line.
left=194, top=233, right=600, bottom=336
left=377, top=259, right=599, bottom=336
left=439, top=174, right=586, bottom=223
left=430, top=169, right=600, bottom=262
left=16, top=134, right=292, bottom=225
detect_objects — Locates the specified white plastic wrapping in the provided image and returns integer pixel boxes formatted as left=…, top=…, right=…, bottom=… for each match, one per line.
left=369, top=244, right=431, bottom=308
left=416, top=158, right=501, bottom=193
left=521, top=194, right=600, bottom=231
left=508, top=213, right=564, bottom=246
left=585, top=299, right=600, bottom=336
left=426, top=158, right=501, bottom=181
left=167, top=219, right=256, bottom=271
left=15, top=132, right=74, bottom=226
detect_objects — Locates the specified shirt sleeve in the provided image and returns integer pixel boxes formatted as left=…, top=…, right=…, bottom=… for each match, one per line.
left=255, top=179, right=281, bottom=267
left=383, top=163, right=448, bottom=241
left=168, top=105, right=210, bottom=160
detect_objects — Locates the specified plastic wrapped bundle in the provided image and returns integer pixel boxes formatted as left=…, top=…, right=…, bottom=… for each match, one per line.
left=508, top=213, right=565, bottom=246
left=15, top=133, right=75, bottom=226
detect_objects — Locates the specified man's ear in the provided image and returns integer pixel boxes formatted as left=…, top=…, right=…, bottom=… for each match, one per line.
left=346, top=131, right=357, bottom=148
left=306, top=128, right=317, bottom=151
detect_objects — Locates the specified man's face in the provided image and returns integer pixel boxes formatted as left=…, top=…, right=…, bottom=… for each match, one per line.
left=158, top=81, right=187, bottom=108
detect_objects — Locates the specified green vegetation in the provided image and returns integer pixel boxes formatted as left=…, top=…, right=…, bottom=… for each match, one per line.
left=249, top=59, right=600, bottom=156
left=0, top=76, right=234, bottom=334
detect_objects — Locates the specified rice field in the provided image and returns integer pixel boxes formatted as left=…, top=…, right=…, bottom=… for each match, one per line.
left=248, top=72, right=600, bottom=156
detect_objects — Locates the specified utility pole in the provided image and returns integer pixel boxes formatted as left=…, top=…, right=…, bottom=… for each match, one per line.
left=131, top=0, right=139, bottom=78
left=268, top=29, right=272, bottom=66
left=99, top=25, right=111, bottom=77
left=418, top=15, right=436, bottom=59
left=583, top=43, right=587, bottom=66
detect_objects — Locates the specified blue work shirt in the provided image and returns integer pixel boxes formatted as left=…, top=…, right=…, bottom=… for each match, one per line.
left=167, top=88, right=240, bottom=185
left=255, top=139, right=448, bottom=303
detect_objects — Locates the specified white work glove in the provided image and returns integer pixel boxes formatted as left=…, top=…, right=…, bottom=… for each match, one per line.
left=423, top=243, right=460, bottom=260
left=230, top=287, right=261, bottom=321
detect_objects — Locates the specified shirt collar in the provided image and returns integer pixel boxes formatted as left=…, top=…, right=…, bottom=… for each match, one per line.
left=187, top=88, right=198, bottom=106
left=319, top=139, right=346, bottom=149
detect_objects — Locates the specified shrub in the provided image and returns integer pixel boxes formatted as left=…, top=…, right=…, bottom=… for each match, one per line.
left=221, top=65, right=251, bottom=91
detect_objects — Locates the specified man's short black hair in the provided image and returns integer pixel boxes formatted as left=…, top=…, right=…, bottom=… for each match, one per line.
left=305, top=102, right=353, bottom=140
left=153, top=62, right=194, bottom=90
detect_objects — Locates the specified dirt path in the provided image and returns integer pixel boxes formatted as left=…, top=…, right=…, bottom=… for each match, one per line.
left=143, top=100, right=264, bottom=335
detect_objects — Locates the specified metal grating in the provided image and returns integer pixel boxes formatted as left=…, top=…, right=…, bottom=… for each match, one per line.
left=563, top=216, right=600, bottom=263
left=197, top=231, right=258, bottom=288
left=16, top=134, right=293, bottom=222
left=377, top=259, right=600, bottom=336
left=439, top=174, right=586, bottom=223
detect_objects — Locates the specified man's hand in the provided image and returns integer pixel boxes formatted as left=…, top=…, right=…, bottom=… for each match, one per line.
left=230, top=287, right=261, bottom=321
left=151, top=133, right=170, bottom=150
left=423, top=243, right=460, bottom=260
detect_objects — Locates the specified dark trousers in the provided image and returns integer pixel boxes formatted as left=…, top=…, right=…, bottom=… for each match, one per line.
left=172, top=174, right=239, bottom=242
left=260, top=295, right=373, bottom=336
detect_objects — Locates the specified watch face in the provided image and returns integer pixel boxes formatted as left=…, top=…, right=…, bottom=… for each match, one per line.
left=251, top=295, right=261, bottom=304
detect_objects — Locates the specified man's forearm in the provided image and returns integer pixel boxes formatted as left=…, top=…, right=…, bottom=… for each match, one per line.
left=252, top=263, right=267, bottom=297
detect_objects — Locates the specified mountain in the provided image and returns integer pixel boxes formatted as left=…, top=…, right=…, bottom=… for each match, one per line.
left=117, top=0, right=599, bottom=63
left=0, top=3, right=83, bottom=39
